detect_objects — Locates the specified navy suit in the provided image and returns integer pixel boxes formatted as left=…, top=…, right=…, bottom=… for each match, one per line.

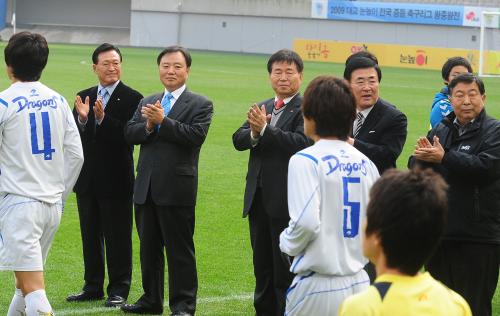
left=125, top=88, right=213, bottom=314
left=232, top=94, right=312, bottom=316
left=73, top=81, right=142, bottom=298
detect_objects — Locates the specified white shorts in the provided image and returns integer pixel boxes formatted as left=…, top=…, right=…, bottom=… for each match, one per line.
left=285, top=269, right=369, bottom=316
left=0, top=194, right=62, bottom=271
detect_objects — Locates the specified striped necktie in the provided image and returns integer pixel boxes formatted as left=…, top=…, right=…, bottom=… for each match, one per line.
left=353, top=112, right=364, bottom=138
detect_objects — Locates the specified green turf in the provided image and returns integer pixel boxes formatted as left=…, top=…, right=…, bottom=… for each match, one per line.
left=0, top=43, right=499, bottom=315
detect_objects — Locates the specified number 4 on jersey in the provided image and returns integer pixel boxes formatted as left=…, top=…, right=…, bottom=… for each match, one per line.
left=30, top=111, right=55, bottom=160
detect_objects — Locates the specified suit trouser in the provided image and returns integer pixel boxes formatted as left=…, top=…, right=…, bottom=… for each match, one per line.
left=135, top=192, right=197, bottom=314
left=426, top=241, right=500, bottom=316
left=248, top=188, right=294, bottom=316
left=76, top=193, right=133, bottom=298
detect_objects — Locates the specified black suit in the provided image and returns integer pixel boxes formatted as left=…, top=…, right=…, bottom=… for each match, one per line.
left=125, top=89, right=213, bottom=314
left=73, top=81, right=143, bottom=298
left=352, top=97, right=407, bottom=282
left=353, top=98, right=407, bottom=174
left=232, top=94, right=311, bottom=316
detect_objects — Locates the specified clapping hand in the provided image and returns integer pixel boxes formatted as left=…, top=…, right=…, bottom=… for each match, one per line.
left=413, top=136, right=444, bottom=163
left=247, top=104, right=271, bottom=137
left=74, top=95, right=90, bottom=124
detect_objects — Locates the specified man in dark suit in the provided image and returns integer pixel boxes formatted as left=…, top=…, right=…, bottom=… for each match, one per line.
left=66, top=43, right=143, bottom=307
left=343, top=55, right=408, bottom=282
left=344, top=56, right=407, bottom=174
left=121, top=46, right=213, bottom=316
left=232, top=49, right=311, bottom=316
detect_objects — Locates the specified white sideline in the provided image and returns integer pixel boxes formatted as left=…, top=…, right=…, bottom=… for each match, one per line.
left=56, top=293, right=253, bottom=315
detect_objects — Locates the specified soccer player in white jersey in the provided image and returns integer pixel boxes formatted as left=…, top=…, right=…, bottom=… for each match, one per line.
left=279, top=76, right=380, bottom=315
left=0, top=32, right=84, bottom=316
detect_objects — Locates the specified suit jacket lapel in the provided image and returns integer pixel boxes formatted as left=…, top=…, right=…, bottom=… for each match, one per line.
left=359, top=99, right=382, bottom=135
left=104, top=81, right=124, bottom=114
left=167, top=89, right=190, bottom=120
left=275, top=94, right=301, bottom=128
left=265, top=99, right=274, bottom=116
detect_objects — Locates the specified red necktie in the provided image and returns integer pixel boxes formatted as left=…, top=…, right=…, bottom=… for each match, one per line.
left=275, top=99, right=285, bottom=110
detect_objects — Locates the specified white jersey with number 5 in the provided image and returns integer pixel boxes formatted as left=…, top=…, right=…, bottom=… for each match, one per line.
left=280, top=139, right=379, bottom=276
left=0, top=81, right=83, bottom=204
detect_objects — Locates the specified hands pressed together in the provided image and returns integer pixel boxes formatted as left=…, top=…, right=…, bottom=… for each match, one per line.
left=413, top=135, right=445, bottom=163
left=141, top=100, right=165, bottom=131
left=247, top=104, right=271, bottom=137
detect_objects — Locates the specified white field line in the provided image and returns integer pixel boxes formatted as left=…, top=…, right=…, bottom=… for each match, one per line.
left=56, top=293, right=253, bottom=315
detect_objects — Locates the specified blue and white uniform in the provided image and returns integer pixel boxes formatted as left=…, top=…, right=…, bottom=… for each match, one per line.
left=0, top=81, right=84, bottom=271
left=430, top=86, right=452, bottom=128
left=279, top=139, right=379, bottom=316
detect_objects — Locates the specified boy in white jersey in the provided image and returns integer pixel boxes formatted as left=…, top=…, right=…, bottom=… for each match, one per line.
left=0, top=32, right=84, bottom=316
left=279, top=76, right=379, bottom=315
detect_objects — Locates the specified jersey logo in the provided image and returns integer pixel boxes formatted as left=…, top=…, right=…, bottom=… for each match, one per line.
left=13, top=95, right=58, bottom=112
left=460, top=145, right=471, bottom=151
left=322, top=155, right=368, bottom=176
left=418, top=293, right=428, bottom=301
left=30, top=89, right=39, bottom=97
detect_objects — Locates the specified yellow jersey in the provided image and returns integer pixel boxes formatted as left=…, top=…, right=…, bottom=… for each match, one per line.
left=338, top=272, right=471, bottom=316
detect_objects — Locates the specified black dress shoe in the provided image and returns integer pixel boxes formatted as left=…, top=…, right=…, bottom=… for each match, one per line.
left=170, top=312, right=193, bottom=316
left=66, top=291, right=104, bottom=302
left=104, top=295, right=126, bottom=307
left=121, top=303, right=163, bottom=315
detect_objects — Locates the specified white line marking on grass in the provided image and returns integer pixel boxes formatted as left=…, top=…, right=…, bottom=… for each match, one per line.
left=56, top=293, right=253, bottom=315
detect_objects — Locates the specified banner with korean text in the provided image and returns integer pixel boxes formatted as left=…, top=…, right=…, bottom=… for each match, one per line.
left=310, top=0, right=500, bottom=28
left=293, top=38, right=500, bottom=75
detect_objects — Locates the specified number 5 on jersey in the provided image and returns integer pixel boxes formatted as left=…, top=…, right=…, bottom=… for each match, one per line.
left=343, top=176, right=361, bottom=238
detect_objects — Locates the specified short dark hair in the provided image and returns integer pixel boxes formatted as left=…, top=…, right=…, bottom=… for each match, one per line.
left=345, top=50, right=378, bottom=65
left=157, top=45, right=192, bottom=68
left=267, top=49, right=304, bottom=74
left=441, top=56, right=472, bottom=82
left=4, top=31, right=48, bottom=82
left=448, top=73, right=485, bottom=96
left=92, top=43, right=122, bottom=64
left=302, top=76, right=356, bottom=139
left=344, top=57, right=382, bottom=82
left=366, top=168, right=448, bottom=276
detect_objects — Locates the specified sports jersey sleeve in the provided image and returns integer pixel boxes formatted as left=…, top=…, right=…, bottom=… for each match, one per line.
left=430, top=98, right=452, bottom=128
left=279, top=153, right=320, bottom=257
left=61, top=99, right=84, bottom=203
left=0, top=97, right=10, bottom=147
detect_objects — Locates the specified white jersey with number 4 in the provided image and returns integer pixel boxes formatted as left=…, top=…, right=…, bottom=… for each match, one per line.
left=280, top=139, right=379, bottom=276
left=0, top=81, right=83, bottom=204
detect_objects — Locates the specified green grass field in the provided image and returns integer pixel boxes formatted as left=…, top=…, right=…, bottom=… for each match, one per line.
left=0, top=43, right=499, bottom=315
